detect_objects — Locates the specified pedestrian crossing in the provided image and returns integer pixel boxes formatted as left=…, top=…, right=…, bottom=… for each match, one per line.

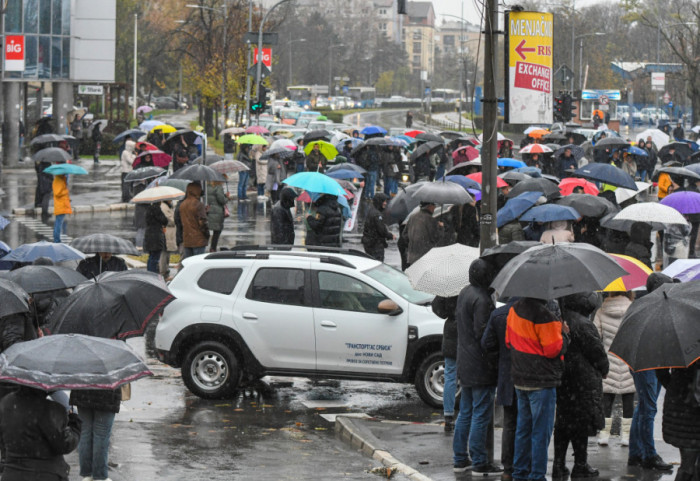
left=13, top=216, right=73, bottom=243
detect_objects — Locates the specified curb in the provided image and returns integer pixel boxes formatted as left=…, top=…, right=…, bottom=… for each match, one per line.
left=335, top=416, right=433, bottom=481
left=12, top=203, right=134, bottom=216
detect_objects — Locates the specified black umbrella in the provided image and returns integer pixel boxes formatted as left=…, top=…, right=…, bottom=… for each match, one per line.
left=170, top=163, right=226, bottom=182
left=70, top=233, right=140, bottom=255
left=543, top=132, right=567, bottom=142
left=261, top=147, right=294, bottom=160
left=556, top=194, right=618, bottom=218
left=554, top=144, right=585, bottom=162
left=593, top=137, right=630, bottom=150
left=507, top=177, right=560, bottom=199
left=47, top=270, right=175, bottom=340
left=0, top=334, right=152, bottom=391
left=411, top=180, right=473, bottom=205
left=0, top=278, right=30, bottom=318
left=573, top=163, right=637, bottom=190
left=162, top=129, right=200, bottom=154
left=480, top=241, right=542, bottom=269
left=609, top=281, right=700, bottom=371
left=2, top=266, right=87, bottom=294
left=659, top=142, right=694, bottom=163
left=447, top=160, right=482, bottom=176
left=303, top=129, right=331, bottom=143
left=112, top=129, right=146, bottom=144
left=30, top=133, right=64, bottom=146
left=491, top=243, right=628, bottom=300
left=448, top=137, right=478, bottom=149
left=326, top=162, right=367, bottom=174
left=124, top=166, right=167, bottom=182
left=32, top=147, right=72, bottom=163
left=410, top=141, right=443, bottom=162
left=415, top=132, right=444, bottom=143
left=563, top=131, right=587, bottom=145
left=350, top=137, right=392, bottom=157
left=439, top=131, right=463, bottom=140
left=385, top=183, right=426, bottom=225
left=651, top=166, right=700, bottom=182
left=688, top=151, right=700, bottom=165
left=499, top=171, right=531, bottom=185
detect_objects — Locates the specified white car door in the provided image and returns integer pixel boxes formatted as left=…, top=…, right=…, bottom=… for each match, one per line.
left=232, top=261, right=317, bottom=371
left=312, top=270, right=407, bottom=375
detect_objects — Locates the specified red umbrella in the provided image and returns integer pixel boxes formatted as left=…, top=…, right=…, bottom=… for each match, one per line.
left=559, top=178, right=600, bottom=196
left=136, top=141, right=159, bottom=151
left=467, top=172, right=508, bottom=188
left=246, top=125, right=269, bottom=135
left=519, top=144, right=553, bottom=154
left=132, top=150, right=172, bottom=168
left=298, top=189, right=353, bottom=203
left=404, top=130, right=425, bottom=138
left=452, top=145, right=480, bottom=164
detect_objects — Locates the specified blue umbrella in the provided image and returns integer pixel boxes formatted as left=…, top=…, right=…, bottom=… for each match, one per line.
left=397, top=135, right=417, bottom=144
left=2, top=241, right=85, bottom=263
left=520, top=204, right=581, bottom=223
left=498, top=158, right=527, bottom=168
left=283, top=172, right=346, bottom=196
left=334, top=138, right=363, bottom=151
left=0, top=215, right=9, bottom=230
left=468, top=188, right=482, bottom=202
left=443, top=175, right=481, bottom=191
left=573, top=163, right=636, bottom=190
left=305, top=191, right=352, bottom=218
left=326, top=169, right=364, bottom=180
left=43, top=164, right=89, bottom=176
left=112, top=129, right=146, bottom=144
left=0, top=241, right=12, bottom=270
left=388, top=136, right=409, bottom=147
left=627, top=146, right=648, bottom=156
left=360, top=125, right=387, bottom=136
left=497, top=191, right=542, bottom=228
left=513, top=166, right=542, bottom=178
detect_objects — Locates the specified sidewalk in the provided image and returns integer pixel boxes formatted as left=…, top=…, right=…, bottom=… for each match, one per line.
left=421, top=111, right=475, bottom=132
left=336, top=413, right=679, bottom=481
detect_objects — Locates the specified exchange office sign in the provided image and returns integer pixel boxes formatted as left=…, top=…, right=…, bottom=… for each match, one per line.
left=504, top=11, right=553, bottom=124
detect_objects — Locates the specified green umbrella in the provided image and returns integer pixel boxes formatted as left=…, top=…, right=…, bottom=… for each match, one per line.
left=304, top=140, right=339, bottom=161
left=237, top=134, right=268, bottom=145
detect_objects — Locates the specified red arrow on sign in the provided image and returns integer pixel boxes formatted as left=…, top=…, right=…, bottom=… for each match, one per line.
left=514, top=39, right=536, bottom=60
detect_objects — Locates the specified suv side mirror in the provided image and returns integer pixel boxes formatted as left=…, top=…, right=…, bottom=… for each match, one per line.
left=378, top=299, right=403, bottom=316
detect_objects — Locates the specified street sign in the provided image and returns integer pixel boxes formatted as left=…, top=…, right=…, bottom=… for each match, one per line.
left=599, top=94, right=609, bottom=105
left=424, top=87, right=431, bottom=96
left=78, top=85, right=104, bottom=95
left=253, top=48, right=272, bottom=69
left=651, top=72, right=665, bottom=92
left=556, top=65, right=574, bottom=84
left=504, top=11, right=554, bottom=124
left=243, top=32, right=278, bottom=46
left=248, top=62, right=271, bottom=79
left=663, top=92, right=671, bottom=104
left=4, top=35, right=25, bottom=72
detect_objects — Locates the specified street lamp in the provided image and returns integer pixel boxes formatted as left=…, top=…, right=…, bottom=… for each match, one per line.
left=576, top=32, right=605, bottom=91
left=328, top=43, right=345, bottom=96
left=288, top=36, right=306, bottom=85
left=186, top=1, right=230, bottom=137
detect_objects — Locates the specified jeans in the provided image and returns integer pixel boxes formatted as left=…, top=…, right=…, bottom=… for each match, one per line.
left=636, top=169, right=648, bottom=182
left=77, top=407, right=115, bottom=480
left=53, top=214, right=66, bottom=243
left=436, top=164, right=446, bottom=180
left=238, top=171, right=250, bottom=200
left=502, top=401, right=518, bottom=474
left=296, top=163, right=305, bottom=173
left=443, top=357, right=457, bottom=417
left=629, top=370, right=661, bottom=460
left=453, top=385, right=495, bottom=467
left=513, top=387, right=556, bottom=481
left=257, top=183, right=265, bottom=196
left=147, top=250, right=161, bottom=273
left=384, top=177, right=398, bottom=196
left=183, top=246, right=206, bottom=259
left=364, top=170, right=378, bottom=198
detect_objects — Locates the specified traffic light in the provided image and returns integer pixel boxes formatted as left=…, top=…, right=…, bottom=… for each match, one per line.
left=250, top=83, right=268, bottom=114
left=553, top=95, right=564, bottom=122
left=565, top=94, right=577, bottom=121
left=397, top=0, right=406, bottom=14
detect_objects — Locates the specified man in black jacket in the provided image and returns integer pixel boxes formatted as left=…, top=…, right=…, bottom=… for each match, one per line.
left=270, top=187, right=298, bottom=245
left=305, top=195, right=343, bottom=247
left=361, top=193, right=394, bottom=261
left=453, top=259, right=502, bottom=474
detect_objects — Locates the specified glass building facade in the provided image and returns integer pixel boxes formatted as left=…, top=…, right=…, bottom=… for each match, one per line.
left=4, top=0, right=71, bottom=79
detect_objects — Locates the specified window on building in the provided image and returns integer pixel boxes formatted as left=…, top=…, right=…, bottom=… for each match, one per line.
left=380, top=23, right=387, bottom=31
left=379, top=8, right=386, bottom=14
left=413, top=55, right=421, bottom=65
left=413, top=41, right=422, bottom=54
left=444, top=35, right=455, bottom=48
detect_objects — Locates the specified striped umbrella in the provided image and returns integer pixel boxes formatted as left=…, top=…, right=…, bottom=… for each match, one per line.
left=519, top=143, right=553, bottom=154
left=603, top=254, right=653, bottom=292
left=131, top=186, right=185, bottom=204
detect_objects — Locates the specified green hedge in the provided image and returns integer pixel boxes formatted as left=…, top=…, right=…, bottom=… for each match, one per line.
left=79, top=131, right=120, bottom=156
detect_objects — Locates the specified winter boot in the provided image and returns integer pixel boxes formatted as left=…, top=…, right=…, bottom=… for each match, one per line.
left=597, top=418, right=612, bottom=446
left=571, top=462, right=599, bottom=478
left=620, top=417, right=632, bottom=446
left=552, top=461, right=570, bottom=479
left=444, top=415, right=454, bottom=433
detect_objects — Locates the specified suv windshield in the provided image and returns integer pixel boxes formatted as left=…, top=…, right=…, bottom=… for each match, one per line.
left=363, top=264, right=433, bottom=305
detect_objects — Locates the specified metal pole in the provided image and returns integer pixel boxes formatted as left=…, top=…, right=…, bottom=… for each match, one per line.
left=328, top=48, right=333, bottom=95
left=579, top=38, right=583, bottom=91
left=458, top=1, right=463, bottom=130
left=133, top=13, right=138, bottom=119
left=219, top=1, right=228, bottom=138
left=570, top=0, right=575, bottom=92
left=289, top=32, right=293, bottom=85
left=480, top=0, right=498, bottom=251
left=245, top=0, right=252, bottom=126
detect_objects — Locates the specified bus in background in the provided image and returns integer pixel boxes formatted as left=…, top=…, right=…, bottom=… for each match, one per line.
left=431, top=88, right=460, bottom=103
left=348, top=87, right=376, bottom=108
left=287, top=85, right=328, bottom=109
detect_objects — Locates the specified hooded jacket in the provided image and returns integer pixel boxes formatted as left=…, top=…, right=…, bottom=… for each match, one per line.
left=406, top=206, right=443, bottom=265
left=455, top=259, right=498, bottom=387
left=143, top=202, right=168, bottom=252
left=270, top=188, right=297, bottom=245
left=120, top=140, right=136, bottom=173
left=624, top=221, right=653, bottom=268
left=179, top=183, right=209, bottom=248
left=52, top=175, right=72, bottom=216
left=432, top=296, right=458, bottom=359
left=305, top=195, right=343, bottom=247
left=506, top=297, right=568, bottom=389
left=362, top=193, right=393, bottom=251
left=594, top=295, right=636, bottom=394
left=481, top=299, right=518, bottom=406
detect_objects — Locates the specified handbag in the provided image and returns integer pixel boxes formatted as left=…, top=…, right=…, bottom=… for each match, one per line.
left=224, top=204, right=230, bottom=218
left=120, top=383, right=131, bottom=401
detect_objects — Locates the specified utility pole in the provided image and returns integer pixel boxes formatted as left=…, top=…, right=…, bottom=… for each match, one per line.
left=256, top=0, right=292, bottom=125
left=219, top=0, right=229, bottom=138
left=245, top=0, right=252, bottom=126
left=479, top=0, right=498, bottom=251
left=133, top=13, right=138, bottom=120
left=458, top=2, right=464, bottom=130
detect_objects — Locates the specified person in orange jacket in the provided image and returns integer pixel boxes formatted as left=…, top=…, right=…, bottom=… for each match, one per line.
left=52, top=174, right=72, bottom=243
left=657, top=172, right=673, bottom=200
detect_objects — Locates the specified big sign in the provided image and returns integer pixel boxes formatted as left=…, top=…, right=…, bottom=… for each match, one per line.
left=505, top=11, right=553, bottom=124
left=253, top=48, right=272, bottom=69
left=5, top=35, right=25, bottom=72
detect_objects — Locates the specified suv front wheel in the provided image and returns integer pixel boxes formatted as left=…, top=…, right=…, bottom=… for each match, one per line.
left=182, top=341, right=240, bottom=399
left=414, top=351, right=446, bottom=409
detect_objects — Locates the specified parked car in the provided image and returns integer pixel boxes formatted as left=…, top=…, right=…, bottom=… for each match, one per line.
left=154, top=247, right=448, bottom=408
left=639, top=107, right=669, bottom=126
left=618, top=105, right=642, bottom=126
left=152, top=96, right=187, bottom=110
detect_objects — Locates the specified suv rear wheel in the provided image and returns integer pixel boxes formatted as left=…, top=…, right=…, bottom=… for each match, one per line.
left=182, top=341, right=240, bottom=399
left=414, top=351, right=446, bottom=409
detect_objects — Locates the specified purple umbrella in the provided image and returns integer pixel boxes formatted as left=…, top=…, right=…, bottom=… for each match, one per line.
left=659, top=191, right=700, bottom=215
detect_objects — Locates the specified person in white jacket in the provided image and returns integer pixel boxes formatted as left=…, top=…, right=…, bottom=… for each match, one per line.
left=120, top=139, right=136, bottom=202
left=593, top=291, right=636, bottom=446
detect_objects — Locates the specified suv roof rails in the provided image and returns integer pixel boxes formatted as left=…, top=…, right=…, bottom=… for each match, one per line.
left=228, top=245, right=374, bottom=259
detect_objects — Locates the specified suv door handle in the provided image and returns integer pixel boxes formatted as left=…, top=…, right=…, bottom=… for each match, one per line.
left=320, top=320, right=337, bottom=328
left=242, top=312, right=258, bottom=320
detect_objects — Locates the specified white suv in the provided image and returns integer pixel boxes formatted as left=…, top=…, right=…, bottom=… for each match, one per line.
left=154, top=246, right=447, bottom=407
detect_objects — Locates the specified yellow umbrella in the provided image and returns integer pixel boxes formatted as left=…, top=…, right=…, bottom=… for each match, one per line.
left=304, top=140, right=338, bottom=161
left=150, top=124, right=177, bottom=134
left=603, top=254, right=652, bottom=292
